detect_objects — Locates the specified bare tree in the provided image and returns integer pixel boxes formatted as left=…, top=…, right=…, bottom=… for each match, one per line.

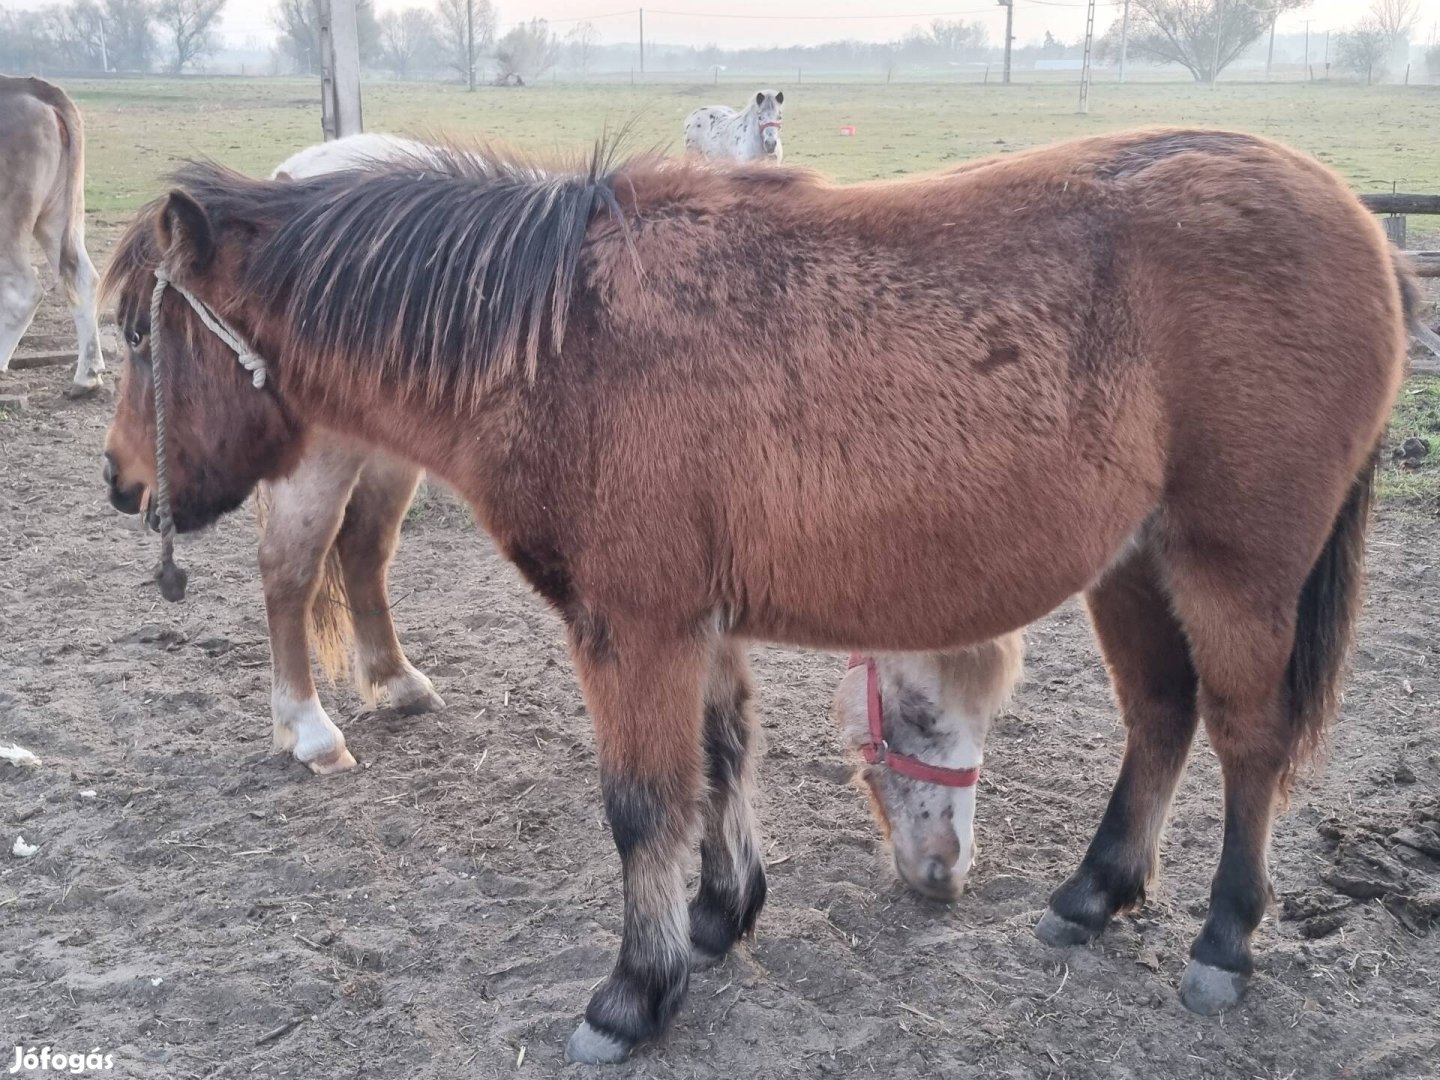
left=46, top=1, right=109, bottom=70
left=1098, top=0, right=1305, bottom=83
left=109, top=0, right=160, bottom=70
left=926, top=18, right=987, bottom=57
left=272, top=0, right=380, bottom=74
left=0, top=8, right=61, bottom=69
left=379, top=7, right=437, bottom=78
left=565, top=20, right=599, bottom=77
left=1337, top=16, right=1391, bottom=83
left=494, top=17, right=556, bottom=83
left=1371, top=0, right=1419, bottom=49
left=436, top=0, right=495, bottom=90
left=155, top=0, right=225, bottom=73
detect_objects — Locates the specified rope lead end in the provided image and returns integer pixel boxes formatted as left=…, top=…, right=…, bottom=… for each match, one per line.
left=155, top=556, right=188, bottom=602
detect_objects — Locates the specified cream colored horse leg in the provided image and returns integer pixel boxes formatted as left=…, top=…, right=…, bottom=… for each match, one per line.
left=336, top=453, right=443, bottom=713
left=34, top=207, right=103, bottom=393
left=0, top=254, right=43, bottom=371
left=260, top=442, right=365, bottom=773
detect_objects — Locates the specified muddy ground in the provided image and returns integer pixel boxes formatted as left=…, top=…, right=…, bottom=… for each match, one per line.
left=3, top=235, right=1439, bottom=1080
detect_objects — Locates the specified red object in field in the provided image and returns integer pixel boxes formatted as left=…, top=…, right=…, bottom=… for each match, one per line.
left=838, top=125, right=856, bottom=137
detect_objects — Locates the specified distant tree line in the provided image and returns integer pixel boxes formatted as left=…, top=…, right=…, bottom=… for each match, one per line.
left=10, top=0, right=1429, bottom=86
left=1, top=0, right=227, bottom=73
left=0, top=4, right=1049, bottom=82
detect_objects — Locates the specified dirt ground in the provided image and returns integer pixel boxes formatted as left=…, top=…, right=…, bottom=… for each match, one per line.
left=3, top=234, right=1439, bottom=1080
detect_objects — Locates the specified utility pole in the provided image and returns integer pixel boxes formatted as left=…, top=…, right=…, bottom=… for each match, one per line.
left=997, top=0, right=1013, bottom=85
left=1210, top=0, right=1223, bottom=88
left=1265, top=10, right=1276, bottom=79
left=466, top=0, right=475, bottom=91
left=639, top=8, right=645, bottom=76
left=318, top=0, right=363, bottom=140
left=98, top=16, right=109, bottom=73
left=1303, top=20, right=1310, bottom=79
left=1118, top=0, right=1130, bottom=83
left=1078, top=0, right=1096, bottom=113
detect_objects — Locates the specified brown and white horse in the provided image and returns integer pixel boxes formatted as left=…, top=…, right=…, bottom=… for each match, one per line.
left=683, top=89, right=785, bottom=163
left=101, top=130, right=1409, bottom=1061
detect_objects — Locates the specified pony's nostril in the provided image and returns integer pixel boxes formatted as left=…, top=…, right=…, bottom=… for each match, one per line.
left=923, top=857, right=953, bottom=891
left=102, top=453, right=116, bottom=486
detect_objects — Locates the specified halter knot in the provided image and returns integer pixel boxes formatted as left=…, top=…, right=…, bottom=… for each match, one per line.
left=847, top=654, right=980, bottom=789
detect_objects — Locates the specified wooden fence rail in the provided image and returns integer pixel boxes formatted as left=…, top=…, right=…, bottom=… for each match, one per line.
left=1360, top=194, right=1440, bottom=216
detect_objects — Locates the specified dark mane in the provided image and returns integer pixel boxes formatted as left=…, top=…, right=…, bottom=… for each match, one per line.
left=100, top=195, right=164, bottom=333
left=168, top=142, right=634, bottom=400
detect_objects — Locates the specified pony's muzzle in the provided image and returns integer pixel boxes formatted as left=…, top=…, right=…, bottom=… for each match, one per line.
left=898, top=852, right=965, bottom=902
left=103, top=452, right=145, bottom=516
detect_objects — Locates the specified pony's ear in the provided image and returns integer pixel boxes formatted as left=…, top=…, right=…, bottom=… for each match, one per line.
left=274, top=169, right=293, bottom=181
left=775, top=91, right=784, bottom=105
left=755, top=91, right=764, bottom=106
left=156, top=189, right=215, bottom=273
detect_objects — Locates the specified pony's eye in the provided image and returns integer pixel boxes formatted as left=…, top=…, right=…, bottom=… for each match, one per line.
left=126, top=329, right=144, bottom=348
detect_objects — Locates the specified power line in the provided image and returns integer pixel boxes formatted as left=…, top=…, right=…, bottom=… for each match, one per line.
left=545, top=10, right=638, bottom=23
left=550, top=1, right=1123, bottom=23
left=646, top=7, right=1003, bottom=18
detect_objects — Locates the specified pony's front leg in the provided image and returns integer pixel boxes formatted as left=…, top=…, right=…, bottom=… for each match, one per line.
left=689, top=638, right=767, bottom=967
left=259, top=449, right=364, bottom=773
left=566, top=622, right=709, bottom=1065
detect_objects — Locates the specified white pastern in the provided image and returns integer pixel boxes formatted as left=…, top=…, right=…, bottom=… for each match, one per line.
left=271, top=687, right=355, bottom=773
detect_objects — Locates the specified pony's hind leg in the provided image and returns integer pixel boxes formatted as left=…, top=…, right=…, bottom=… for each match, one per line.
left=1160, top=466, right=1373, bottom=1015
left=334, top=453, right=443, bottom=713
left=0, top=254, right=43, bottom=372
left=566, top=620, right=709, bottom=1065
left=259, top=447, right=365, bottom=773
left=1162, top=559, right=1296, bottom=1014
left=1038, top=546, right=1199, bottom=946
left=689, top=638, right=766, bottom=968
left=34, top=201, right=103, bottom=394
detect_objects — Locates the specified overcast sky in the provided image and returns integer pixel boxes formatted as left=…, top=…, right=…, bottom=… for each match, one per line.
left=12, top=0, right=1431, bottom=53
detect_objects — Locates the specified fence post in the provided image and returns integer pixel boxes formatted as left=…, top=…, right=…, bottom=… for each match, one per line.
left=318, top=0, right=363, bottom=140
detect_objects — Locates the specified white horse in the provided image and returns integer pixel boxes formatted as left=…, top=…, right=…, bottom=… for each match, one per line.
left=0, top=76, right=105, bottom=396
left=683, top=89, right=785, bottom=164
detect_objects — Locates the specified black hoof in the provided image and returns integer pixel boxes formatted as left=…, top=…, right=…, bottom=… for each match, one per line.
left=1034, top=907, right=1102, bottom=947
left=1179, top=960, right=1248, bottom=1015
left=689, top=944, right=726, bottom=972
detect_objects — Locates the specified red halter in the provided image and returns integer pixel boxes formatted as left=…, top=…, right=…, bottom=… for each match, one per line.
left=848, top=655, right=980, bottom=788
left=759, top=120, right=783, bottom=132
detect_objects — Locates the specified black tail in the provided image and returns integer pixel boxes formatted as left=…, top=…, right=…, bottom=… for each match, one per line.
left=1284, top=461, right=1375, bottom=786
left=1394, top=250, right=1440, bottom=357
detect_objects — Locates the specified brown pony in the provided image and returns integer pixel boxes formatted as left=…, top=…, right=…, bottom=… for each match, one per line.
left=102, top=130, right=1409, bottom=1063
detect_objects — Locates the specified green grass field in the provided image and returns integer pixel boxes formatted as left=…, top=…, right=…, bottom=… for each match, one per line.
left=62, top=75, right=1440, bottom=508
left=67, top=77, right=1440, bottom=212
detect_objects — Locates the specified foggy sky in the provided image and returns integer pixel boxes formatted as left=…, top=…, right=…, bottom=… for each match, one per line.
left=8, top=0, right=1428, bottom=56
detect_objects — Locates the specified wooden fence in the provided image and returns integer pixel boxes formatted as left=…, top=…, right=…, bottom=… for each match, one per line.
left=1360, top=193, right=1440, bottom=278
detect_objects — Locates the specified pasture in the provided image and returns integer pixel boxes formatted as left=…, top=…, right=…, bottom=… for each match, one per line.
left=3, top=77, right=1440, bottom=1079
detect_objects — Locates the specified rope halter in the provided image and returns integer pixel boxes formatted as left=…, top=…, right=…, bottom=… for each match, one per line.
left=145, top=263, right=270, bottom=602
left=153, top=266, right=267, bottom=389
